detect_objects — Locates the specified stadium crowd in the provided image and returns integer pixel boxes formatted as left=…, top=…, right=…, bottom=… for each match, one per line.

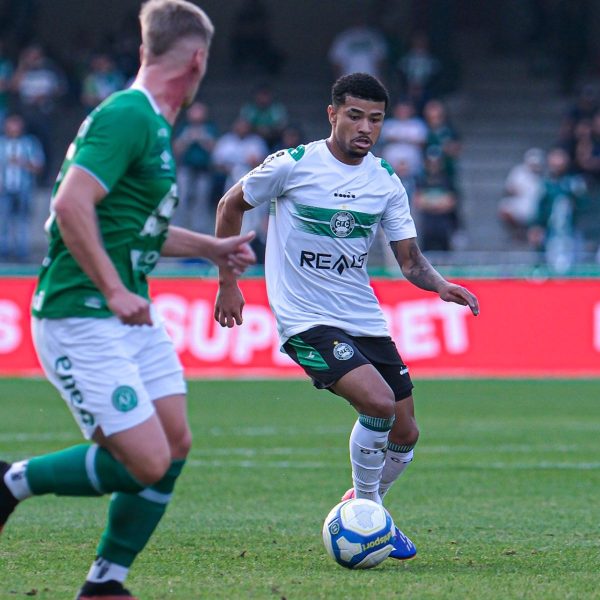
left=0, top=0, right=598, bottom=270
left=499, top=85, right=600, bottom=273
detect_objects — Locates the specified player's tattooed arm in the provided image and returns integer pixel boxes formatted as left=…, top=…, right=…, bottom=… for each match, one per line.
left=390, top=238, right=479, bottom=315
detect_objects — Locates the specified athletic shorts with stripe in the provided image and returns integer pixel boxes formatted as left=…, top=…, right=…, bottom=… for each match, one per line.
left=283, top=325, right=414, bottom=401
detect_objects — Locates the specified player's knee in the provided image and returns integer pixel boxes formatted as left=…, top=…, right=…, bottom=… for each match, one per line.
left=390, top=420, right=419, bottom=447
left=363, top=389, right=396, bottom=419
left=129, top=452, right=172, bottom=486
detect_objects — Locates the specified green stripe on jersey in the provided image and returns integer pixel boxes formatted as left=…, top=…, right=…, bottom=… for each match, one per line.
left=287, top=336, right=329, bottom=370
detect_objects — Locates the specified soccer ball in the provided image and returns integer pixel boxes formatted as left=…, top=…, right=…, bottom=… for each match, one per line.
left=322, top=498, right=395, bottom=569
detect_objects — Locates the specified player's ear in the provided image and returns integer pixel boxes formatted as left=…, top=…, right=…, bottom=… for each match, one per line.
left=327, top=104, right=337, bottom=126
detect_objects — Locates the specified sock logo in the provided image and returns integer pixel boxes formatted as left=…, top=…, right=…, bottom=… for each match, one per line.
left=111, top=386, right=138, bottom=412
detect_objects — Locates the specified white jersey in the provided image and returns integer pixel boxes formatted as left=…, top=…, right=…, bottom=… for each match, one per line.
left=241, top=139, right=417, bottom=343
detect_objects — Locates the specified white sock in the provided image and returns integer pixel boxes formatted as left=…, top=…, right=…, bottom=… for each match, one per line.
left=379, top=446, right=414, bottom=499
left=349, top=415, right=394, bottom=505
left=86, top=557, right=129, bottom=584
left=4, top=460, right=32, bottom=501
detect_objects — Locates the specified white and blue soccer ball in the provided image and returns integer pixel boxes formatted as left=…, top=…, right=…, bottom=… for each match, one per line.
left=322, top=498, right=395, bottom=569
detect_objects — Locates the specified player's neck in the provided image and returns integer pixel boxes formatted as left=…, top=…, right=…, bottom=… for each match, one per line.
left=133, top=67, right=188, bottom=125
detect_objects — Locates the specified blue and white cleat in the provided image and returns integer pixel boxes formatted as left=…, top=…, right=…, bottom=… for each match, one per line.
left=388, top=526, right=417, bottom=560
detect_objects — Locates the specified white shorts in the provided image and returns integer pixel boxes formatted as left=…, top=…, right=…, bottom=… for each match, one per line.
left=31, top=309, right=186, bottom=439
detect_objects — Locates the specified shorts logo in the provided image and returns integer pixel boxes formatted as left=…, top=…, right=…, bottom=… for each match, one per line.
left=329, top=211, right=355, bottom=237
left=333, top=342, right=354, bottom=361
left=112, top=386, right=138, bottom=412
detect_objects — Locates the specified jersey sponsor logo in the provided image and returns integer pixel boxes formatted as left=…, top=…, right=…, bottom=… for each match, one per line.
left=300, top=250, right=367, bottom=274
left=55, top=355, right=95, bottom=427
left=329, top=211, right=355, bottom=237
left=112, top=385, right=138, bottom=412
left=399, top=366, right=409, bottom=375
left=333, top=342, right=354, bottom=361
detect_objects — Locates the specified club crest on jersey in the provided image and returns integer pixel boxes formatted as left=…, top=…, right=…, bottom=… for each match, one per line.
left=329, top=211, right=355, bottom=237
left=333, top=342, right=354, bottom=361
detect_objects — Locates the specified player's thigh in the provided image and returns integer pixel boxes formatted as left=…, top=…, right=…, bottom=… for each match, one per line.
left=331, top=363, right=395, bottom=417
left=283, top=325, right=394, bottom=416
left=31, top=316, right=157, bottom=442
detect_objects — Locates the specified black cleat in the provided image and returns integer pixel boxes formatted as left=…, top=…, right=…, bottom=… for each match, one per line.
left=0, top=461, right=19, bottom=534
left=75, top=580, right=138, bottom=600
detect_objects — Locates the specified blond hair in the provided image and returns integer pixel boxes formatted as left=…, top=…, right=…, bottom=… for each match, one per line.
left=139, top=0, right=214, bottom=57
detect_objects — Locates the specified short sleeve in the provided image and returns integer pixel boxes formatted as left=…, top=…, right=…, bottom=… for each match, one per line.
left=380, top=175, right=417, bottom=242
left=73, top=103, right=147, bottom=191
left=241, top=149, right=296, bottom=207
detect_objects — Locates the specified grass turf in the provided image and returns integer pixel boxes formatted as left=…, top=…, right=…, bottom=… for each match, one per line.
left=0, top=378, right=599, bottom=599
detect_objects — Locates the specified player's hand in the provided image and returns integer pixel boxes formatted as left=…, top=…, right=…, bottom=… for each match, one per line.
left=106, top=288, right=153, bottom=326
left=209, top=232, right=256, bottom=275
left=214, top=283, right=246, bottom=328
left=438, top=282, right=479, bottom=316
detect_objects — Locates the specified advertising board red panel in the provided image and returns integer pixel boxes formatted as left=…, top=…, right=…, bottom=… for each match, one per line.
left=0, top=277, right=598, bottom=377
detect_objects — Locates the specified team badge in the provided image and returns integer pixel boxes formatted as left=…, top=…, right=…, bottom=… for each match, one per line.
left=330, top=211, right=355, bottom=237
left=112, top=386, right=138, bottom=412
left=333, top=342, right=354, bottom=361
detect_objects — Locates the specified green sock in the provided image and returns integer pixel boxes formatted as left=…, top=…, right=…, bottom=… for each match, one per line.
left=96, top=460, right=185, bottom=567
left=26, top=444, right=143, bottom=496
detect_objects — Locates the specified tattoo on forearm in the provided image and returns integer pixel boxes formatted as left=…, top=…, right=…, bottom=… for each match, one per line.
left=390, top=240, right=444, bottom=292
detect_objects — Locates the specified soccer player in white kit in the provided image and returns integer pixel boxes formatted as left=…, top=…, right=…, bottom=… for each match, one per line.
left=214, top=73, right=479, bottom=559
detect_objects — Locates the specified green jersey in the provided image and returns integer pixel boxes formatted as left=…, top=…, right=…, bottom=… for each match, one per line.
left=32, top=87, right=177, bottom=319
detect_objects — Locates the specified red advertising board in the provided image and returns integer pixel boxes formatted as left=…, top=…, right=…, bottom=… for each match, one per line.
left=0, top=277, right=598, bottom=377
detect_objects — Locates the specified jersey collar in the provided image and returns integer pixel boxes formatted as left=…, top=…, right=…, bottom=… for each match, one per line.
left=130, top=82, right=161, bottom=116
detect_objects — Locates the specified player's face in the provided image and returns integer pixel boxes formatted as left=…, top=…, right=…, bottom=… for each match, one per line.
left=327, top=96, right=385, bottom=164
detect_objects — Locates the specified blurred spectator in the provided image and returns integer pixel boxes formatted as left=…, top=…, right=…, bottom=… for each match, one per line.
left=230, top=0, right=284, bottom=76
left=380, top=98, right=427, bottom=179
left=397, top=31, right=441, bottom=112
left=172, top=101, right=218, bottom=234
left=571, top=112, right=600, bottom=183
left=11, top=44, right=66, bottom=182
left=557, top=85, right=598, bottom=153
left=391, top=157, right=417, bottom=205
left=240, top=84, right=288, bottom=151
left=0, top=41, right=13, bottom=129
left=328, top=18, right=388, bottom=79
left=423, top=99, right=461, bottom=186
left=274, top=123, right=305, bottom=151
left=498, top=148, right=545, bottom=239
left=528, top=148, right=587, bottom=274
left=414, top=147, right=457, bottom=252
left=212, top=117, right=269, bottom=194
left=80, top=53, right=125, bottom=111
left=0, top=113, right=44, bottom=261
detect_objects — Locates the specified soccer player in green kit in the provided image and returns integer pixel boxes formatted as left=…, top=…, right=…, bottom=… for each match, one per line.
left=0, top=2, right=255, bottom=598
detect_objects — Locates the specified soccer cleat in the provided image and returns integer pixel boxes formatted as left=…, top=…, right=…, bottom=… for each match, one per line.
left=340, top=487, right=355, bottom=501
left=0, top=461, right=19, bottom=534
left=388, top=526, right=417, bottom=560
left=75, top=580, right=138, bottom=600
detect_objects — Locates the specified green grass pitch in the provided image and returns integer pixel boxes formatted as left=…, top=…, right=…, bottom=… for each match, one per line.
left=0, top=378, right=599, bottom=599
